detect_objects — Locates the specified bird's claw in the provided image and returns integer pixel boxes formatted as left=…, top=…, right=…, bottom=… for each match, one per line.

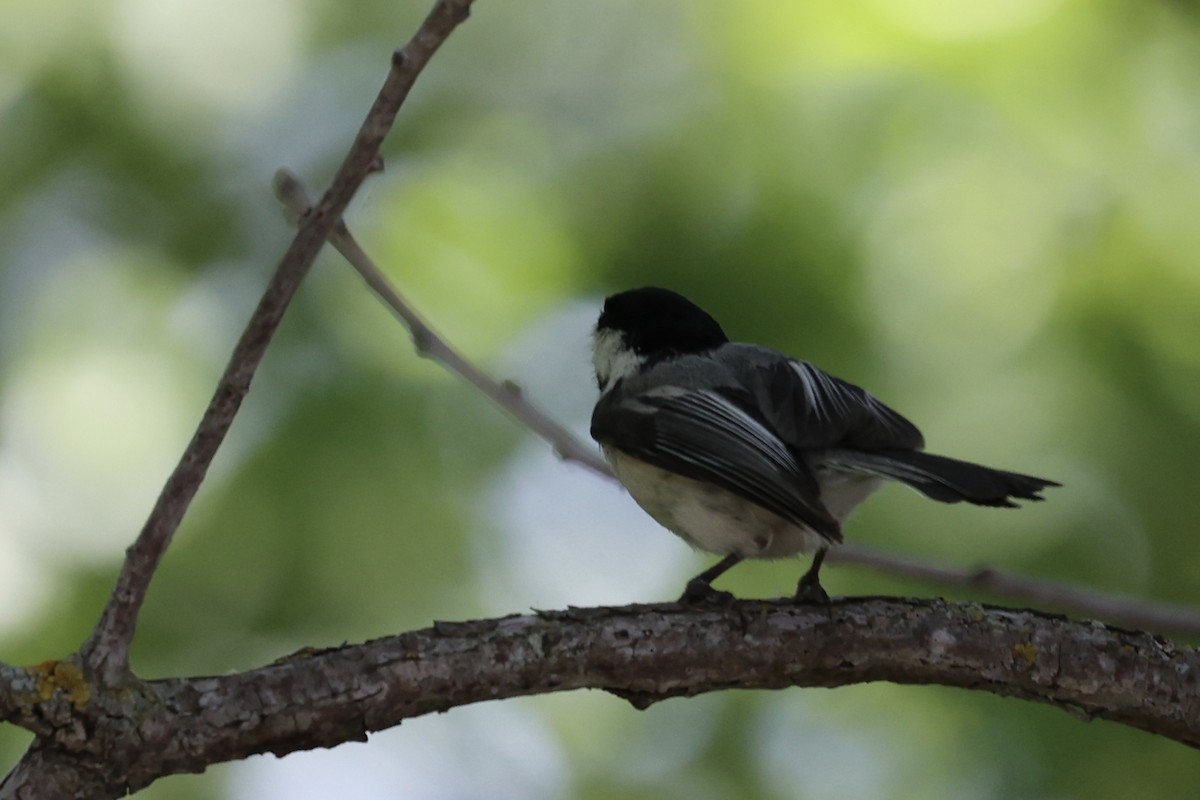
left=794, top=575, right=831, bottom=605
left=679, top=579, right=736, bottom=605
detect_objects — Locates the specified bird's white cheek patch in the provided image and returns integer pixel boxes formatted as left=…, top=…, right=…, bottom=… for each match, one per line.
left=592, top=329, right=643, bottom=391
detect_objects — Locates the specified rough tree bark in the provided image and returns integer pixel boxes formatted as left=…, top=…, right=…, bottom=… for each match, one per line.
left=2, top=599, right=1199, bottom=797
left=2, top=0, right=1198, bottom=797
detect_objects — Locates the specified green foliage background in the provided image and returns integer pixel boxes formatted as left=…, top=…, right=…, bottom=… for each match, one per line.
left=3, top=0, right=1200, bottom=797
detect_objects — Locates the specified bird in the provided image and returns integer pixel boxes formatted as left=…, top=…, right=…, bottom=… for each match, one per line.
left=588, top=286, right=1060, bottom=603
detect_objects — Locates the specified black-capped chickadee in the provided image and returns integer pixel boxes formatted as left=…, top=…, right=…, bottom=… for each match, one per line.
left=589, top=287, right=1059, bottom=603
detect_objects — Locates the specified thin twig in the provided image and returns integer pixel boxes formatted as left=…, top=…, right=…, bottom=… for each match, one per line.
left=272, top=169, right=611, bottom=476
left=78, top=0, right=477, bottom=684
left=274, top=174, right=1200, bottom=638
left=831, top=544, right=1200, bottom=636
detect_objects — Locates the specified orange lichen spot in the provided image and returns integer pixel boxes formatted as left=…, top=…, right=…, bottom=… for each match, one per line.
left=1011, top=643, right=1038, bottom=667
left=30, top=660, right=90, bottom=710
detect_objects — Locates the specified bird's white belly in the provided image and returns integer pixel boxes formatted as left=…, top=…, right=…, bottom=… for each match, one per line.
left=604, top=448, right=830, bottom=559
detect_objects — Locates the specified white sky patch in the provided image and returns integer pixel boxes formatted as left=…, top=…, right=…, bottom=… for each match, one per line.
left=227, top=701, right=568, bottom=800
left=1, top=342, right=198, bottom=563
left=0, top=451, right=53, bottom=634
left=479, top=433, right=689, bottom=611
left=475, top=299, right=691, bottom=609
left=752, top=689, right=1009, bottom=800
left=110, top=0, right=305, bottom=124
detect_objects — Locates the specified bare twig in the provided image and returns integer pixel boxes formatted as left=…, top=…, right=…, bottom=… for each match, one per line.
left=830, top=544, right=1200, bottom=636
left=273, top=175, right=1200, bottom=638
left=272, top=169, right=611, bottom=476
left=77, top=0, right=477, bottom=685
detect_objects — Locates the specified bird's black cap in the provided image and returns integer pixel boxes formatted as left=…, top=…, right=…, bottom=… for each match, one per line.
left=597, top=287, right=729, bottom=357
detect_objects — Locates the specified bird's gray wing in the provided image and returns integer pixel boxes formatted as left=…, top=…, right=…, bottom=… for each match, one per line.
left=591, top=384, right=842, bottom=541
left=729, top=352, right=925, bottom=452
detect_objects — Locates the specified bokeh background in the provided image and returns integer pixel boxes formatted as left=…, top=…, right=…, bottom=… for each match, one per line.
left=3, top=0, right=1200, bottom=797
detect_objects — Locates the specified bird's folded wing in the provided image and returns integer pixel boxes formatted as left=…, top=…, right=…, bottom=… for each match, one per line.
left=591, top=385, right=841, bottom=541
left=739, top=356, right=926, bottom=452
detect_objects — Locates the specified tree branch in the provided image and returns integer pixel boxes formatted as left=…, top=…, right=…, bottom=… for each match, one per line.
left=4, top=599, right=1198, bottom=796
left=272, top=169, right=612, bottom=476
left=2, top=1, right=477, bottom=797
left=831, top=544, right=1200, bottom=637
left=77, top=0, right=477, bottom=686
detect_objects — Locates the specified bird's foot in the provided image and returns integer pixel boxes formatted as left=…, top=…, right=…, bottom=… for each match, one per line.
left=793, top=575, right=831, bottom=605
left=679, top=579, right=736, bottom=605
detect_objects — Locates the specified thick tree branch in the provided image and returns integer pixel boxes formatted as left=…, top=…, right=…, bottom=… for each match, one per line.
left=77, top=0, right=476, bottom=686
left=0, top=662, right=52, bottom=739
left=3, top=599, right=1199, bottom=796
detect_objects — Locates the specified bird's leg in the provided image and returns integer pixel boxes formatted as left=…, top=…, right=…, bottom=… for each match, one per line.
left=794, top=547, right=831, bottom=604
left=679, top=553, right=743, bottom=604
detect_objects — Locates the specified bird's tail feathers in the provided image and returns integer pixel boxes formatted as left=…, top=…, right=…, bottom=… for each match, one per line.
left=824, top=449, right=1059, bottom=508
